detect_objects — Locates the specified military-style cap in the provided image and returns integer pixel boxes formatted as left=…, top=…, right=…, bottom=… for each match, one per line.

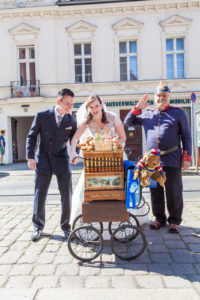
left=155, top=82, right=170, bottom=94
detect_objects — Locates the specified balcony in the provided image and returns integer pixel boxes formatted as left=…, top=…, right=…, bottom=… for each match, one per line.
left=10, top=80, right=40, bottom=98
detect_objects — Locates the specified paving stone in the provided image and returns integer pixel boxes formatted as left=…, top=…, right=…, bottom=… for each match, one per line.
left=171, top=263, right=196, bottom=275
left=31, top=275, right=58, bottom=288
left=9, top=264, right=33, bottom=275
left=53, top=255, right=73, bottom=264
left=45, top=244, right=60, bottom=252
left=194, top=264, right=200, bottom=274
left=111, top=275, right=137, bottom=288
left=79, top=265, right=100, bottom=276
left=124, top=263, right=148, bottom=275
left=188, top=244, right=200, bottom=252
left=18, top=253, right=38, bottom=264
left=163, top=275, right=192, bottom=288
left=150, top=253, right=173, bottom=263
left=100, top=266, right=124, bottom=276
left=148, top=243, right=168, bottom=252
left=170, top=249, right=196, bottom=263
left=55, top=264, right=79, bottom=276
left=85, top=276, right=110, bottom=288
left=32, top=264, right=56, bottom=275
left=162, top=233, right=182, bottom=240
left=0, top=276, right=8, bottom=287
left=0, top=251, right=22, bottom=264
left=164, top=240, right=186, bottom=249
left=37, top=253, right=56, bottom=264
left=59, top=276, right=84, bottom=288
left=0, top=247, right=8, bottom=256
left=6, top=275, right=34, bottom=288
left=0, top=265, right=12, bottom=275
left=148, top=264, right=173, bottom=275
left=135, top=275, right=164, bottom=288
left=9, top=241, right=30, bottom=252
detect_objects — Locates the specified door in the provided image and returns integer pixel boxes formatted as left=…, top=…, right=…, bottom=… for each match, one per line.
left=120, top=110, right=142, bottom=161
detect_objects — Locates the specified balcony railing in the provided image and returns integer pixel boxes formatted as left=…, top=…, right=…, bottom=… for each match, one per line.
left=10, top=80, right=40, bottom=98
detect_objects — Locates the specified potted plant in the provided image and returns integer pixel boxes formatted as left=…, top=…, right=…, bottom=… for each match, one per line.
left=30, top=87, right=36, bottom=97
left=16, top=90, right=22, bottom=97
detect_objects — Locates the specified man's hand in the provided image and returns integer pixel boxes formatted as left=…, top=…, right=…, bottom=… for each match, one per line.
left=136, top=94, right=149, bottom=111
left=28, top=159, right=36, bottom=170
left=70, top=153, right=79, bottom=164
left=182, top=160, right=190, bottom=171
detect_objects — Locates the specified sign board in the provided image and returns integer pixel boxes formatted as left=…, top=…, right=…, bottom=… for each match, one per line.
left=191, top=92, right=196, bottom=103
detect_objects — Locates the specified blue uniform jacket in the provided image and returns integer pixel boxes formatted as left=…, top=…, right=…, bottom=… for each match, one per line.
left=26, top=107, right=77, bottom=175
left=124, top=106, right=192, bottom=168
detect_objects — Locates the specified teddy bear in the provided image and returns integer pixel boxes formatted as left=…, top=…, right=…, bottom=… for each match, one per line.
left=133, top=149, right=166, bottom=187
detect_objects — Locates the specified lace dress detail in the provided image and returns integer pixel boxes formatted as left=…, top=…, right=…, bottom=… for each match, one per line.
left=86, top=111, right=122, bottom=138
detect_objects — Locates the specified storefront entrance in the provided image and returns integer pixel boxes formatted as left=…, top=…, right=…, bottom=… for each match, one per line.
left=120, top=110, right=142, bottom=162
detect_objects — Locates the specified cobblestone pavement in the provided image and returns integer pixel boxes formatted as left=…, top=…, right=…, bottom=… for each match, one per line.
left=0, top=168, right=200, bottom=299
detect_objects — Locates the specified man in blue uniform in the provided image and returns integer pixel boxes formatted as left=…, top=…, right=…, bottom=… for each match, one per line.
left=124, top=83, right=192, bottom=233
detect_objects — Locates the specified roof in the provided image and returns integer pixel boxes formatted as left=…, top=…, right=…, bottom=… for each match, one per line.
left=56, top=0, right=146, bottom=6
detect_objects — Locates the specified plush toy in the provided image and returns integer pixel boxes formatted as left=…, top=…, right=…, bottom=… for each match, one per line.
left=133, top=149, right=166, bottom=187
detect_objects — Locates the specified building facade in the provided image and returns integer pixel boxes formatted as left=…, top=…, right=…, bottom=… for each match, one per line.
left=0, top=0, right=200, bottom=164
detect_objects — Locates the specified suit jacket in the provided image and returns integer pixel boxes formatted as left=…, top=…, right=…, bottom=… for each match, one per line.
left=26, top=107, right=77, bottom=175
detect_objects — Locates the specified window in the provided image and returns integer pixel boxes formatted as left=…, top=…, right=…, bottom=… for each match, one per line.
left=18, top=46, right=36, bottom=86
left=74, top=43, right=92, bottom=83
left=166, top=38, right=184, bottom=79
left=119, top=41, right=138, bottom=81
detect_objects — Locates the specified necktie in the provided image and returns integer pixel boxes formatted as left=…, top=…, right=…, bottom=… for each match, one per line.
left=57, top=115, right=62, bottom=126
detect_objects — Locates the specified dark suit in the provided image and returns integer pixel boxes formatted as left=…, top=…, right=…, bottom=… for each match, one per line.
left=26, top=107, right=77, bottom=231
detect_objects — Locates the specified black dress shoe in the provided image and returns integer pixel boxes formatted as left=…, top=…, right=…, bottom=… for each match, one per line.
left=31, top=230, right=42, bottom=241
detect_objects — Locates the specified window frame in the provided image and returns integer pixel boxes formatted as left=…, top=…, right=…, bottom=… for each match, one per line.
left=165, top=37, right=185, bottom=79
left=73, top=42, right=93, bottom=83
left=119, top=40, right=138, bottom=81
left=17, top=46, right=36, bottom=86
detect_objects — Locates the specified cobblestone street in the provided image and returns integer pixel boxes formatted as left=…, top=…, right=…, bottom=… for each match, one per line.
left=0, top=166, right=200, bottom=299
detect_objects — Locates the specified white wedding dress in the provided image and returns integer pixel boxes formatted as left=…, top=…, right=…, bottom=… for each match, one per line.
left=70, top=111, right=149, bottom=226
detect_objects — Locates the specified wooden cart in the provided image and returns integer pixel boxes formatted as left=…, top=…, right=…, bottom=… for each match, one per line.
left=67, top=149, right=147, bottom=262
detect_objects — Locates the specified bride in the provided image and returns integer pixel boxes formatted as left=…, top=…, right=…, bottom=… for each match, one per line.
left=70, top=94, right=149, bottom=226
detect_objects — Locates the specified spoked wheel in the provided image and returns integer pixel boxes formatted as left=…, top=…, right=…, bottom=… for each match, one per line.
left=68, top=226, right=104, bottom=262
left=108, top=213, right=140, bottom=238
left=72, top=214, right=103, bottom=235
left=136, top=196, right=150, bottom=216
left=110, top=224, right=146, bottom=261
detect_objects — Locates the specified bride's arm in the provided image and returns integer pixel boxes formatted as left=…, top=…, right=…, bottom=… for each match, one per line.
left=70, top=123, right=87, bottom=163
left=115, top=124, right=126, bottom=144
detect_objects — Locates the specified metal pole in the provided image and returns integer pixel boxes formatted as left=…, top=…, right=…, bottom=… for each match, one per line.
left=191, top=101, right=195, bottom=166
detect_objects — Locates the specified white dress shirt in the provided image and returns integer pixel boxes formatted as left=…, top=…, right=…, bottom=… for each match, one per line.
left=54, top=106, right=65, bottom=125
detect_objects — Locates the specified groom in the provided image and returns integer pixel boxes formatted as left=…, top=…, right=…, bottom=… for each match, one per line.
left=26, top=88, right=77, bottom=241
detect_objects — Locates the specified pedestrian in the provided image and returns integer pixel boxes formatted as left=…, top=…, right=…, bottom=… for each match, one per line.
left=0, top=130, right=6, bottom=166
left=26, top=88, right=77, bottom=241
left=124, top=82, right=192, bottom=234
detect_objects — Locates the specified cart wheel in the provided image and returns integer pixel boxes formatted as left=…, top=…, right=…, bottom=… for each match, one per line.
left=108, top=213, right=140, bottom=237
left=110, top=224, right=146, bottom=260
left=68, top=226, right=104, bottom=262
left=136, top=196, right=150, bottom=216
left=72, top=214, right=103, bottom=234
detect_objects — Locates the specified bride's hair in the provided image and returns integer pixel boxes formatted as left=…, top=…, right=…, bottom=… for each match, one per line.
left=85, top=94, right=108, bottom=124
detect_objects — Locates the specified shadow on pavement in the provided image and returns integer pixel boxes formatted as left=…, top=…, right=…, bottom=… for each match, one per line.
left=70, top=223, right=200, bottom=285
left=0, top=172, right=10, bottom=178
